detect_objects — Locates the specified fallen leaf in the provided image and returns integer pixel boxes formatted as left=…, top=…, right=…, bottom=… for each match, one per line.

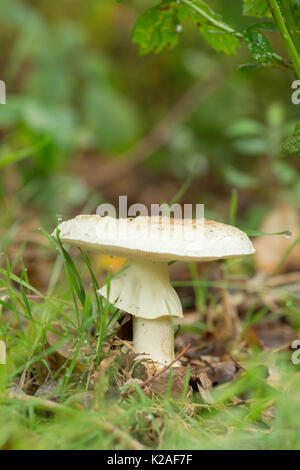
left=35, top=381, right=60, bottom=400
left=46, top=325, right=91, bottom=371
left=256, top=322, right=297, bottom=350
left=254, top=205, right=300, bottom=274
left=92, top=352, right=119, bottom=383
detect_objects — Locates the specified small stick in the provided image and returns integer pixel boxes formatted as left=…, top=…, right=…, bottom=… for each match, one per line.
left=140, top=344, right=191, bottom=389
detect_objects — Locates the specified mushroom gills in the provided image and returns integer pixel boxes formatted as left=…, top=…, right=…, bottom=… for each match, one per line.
left=98, top=259, right=183, bottom=367
left=98, top=260, right=183, bottom=320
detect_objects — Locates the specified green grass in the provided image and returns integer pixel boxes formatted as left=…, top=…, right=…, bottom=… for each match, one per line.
left=0, top=230, right=300, bottom=450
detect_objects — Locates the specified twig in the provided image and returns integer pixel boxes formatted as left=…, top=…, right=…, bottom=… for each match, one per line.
left=140, top=344, right=191, bottom=389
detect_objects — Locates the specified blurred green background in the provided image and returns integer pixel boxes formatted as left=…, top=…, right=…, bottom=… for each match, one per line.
left=1, top=1, right=300, bottom=451
left=0, top=0, right=299, bottom=271
left=0, top=0, right=300, bottom=221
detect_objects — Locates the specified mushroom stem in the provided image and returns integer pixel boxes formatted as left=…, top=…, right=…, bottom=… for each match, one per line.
left=133, top=316, right=174, bottom=367
left=98, top=259, right=183, bottom=368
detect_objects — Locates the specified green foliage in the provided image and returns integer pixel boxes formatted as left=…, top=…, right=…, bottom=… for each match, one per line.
left=0, top=0, right=299, bottom=447
left=0, top=137, right=49, bottom=169
left=191, top=0, right=240, bottom=55
left=282, top=123, right=300, bottom=156
left=227, top=103, right=291, bottom=160
left=131, top=0, right=300, bottom=163
left=0, top=0, right=141, bottom=158
left=132, top=1, right=184, bottom=55
left=131, top=0, right=300, bottom=79
left=1, top=236, right=300, bottom=449
left=245, top=27, right=273, bottom=63
left=132, top=0, right=240, bottom=56
left=242, top=0, right=272, bottom=18
left=196, top=25, right=240, bottom=55
left=82, top=85, right=140, bottom=151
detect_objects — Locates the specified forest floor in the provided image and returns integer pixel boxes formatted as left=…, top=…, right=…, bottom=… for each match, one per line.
left=1, top=207, right=300, bottom=451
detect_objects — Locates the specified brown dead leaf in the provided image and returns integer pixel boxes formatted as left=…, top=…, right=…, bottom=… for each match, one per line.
left=46, top=325, right=91, bottom=371
left=254, top=205, right=300, bottom=274
left=220, top=289, right=242, bottom=340
left=147, top=369, right=186, bottom=396
left=214, top=361, right=238, bottom=384
left=256, top=322, right=297, bottom=350
left=175, top=332, right=241, bottom=389
left=196, top=383, right=215, bottom=404
left=34, top=381, right=60, bottom=400
left=198, top=371, right=213, bottom=390
left=243, top=325, right=263, bottom=348
left=92, top=352, right=119, bottom=383
left=175, top=332, right=227, bottom=360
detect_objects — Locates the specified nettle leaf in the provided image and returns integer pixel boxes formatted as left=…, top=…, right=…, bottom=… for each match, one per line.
left=282, top=123, right=300, bottom=156
left=132, top=1, right=184, bottom=55
left=245, top=27, right=273, bottom=63
left=242, top=0, right=272, bottom=18
left=191, top=1, right=240, bottom=55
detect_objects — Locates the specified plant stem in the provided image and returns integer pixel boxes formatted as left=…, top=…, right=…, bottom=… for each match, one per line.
left=267, top=0, right=300, bottom=79
left=180, top=0, right=289, bottom=70
left=281, top=0, right=299, bottom=50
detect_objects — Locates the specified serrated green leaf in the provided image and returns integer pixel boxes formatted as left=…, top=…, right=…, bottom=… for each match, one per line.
left=132, top=2, right=183, bottom=55
left=245, top=27, right=273, bottom=63
left=198, top=24, right=240, bottom=55
left=132, top=0, right=241, bottom=56
left=282, top=123, right=300, bottom=156
left=242, top=0, right=272, bottom=18
left=190, top=1, right=240, bottom=55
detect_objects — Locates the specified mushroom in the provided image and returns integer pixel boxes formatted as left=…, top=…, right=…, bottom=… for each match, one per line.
left=53, top=215, right=255, bottom=369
